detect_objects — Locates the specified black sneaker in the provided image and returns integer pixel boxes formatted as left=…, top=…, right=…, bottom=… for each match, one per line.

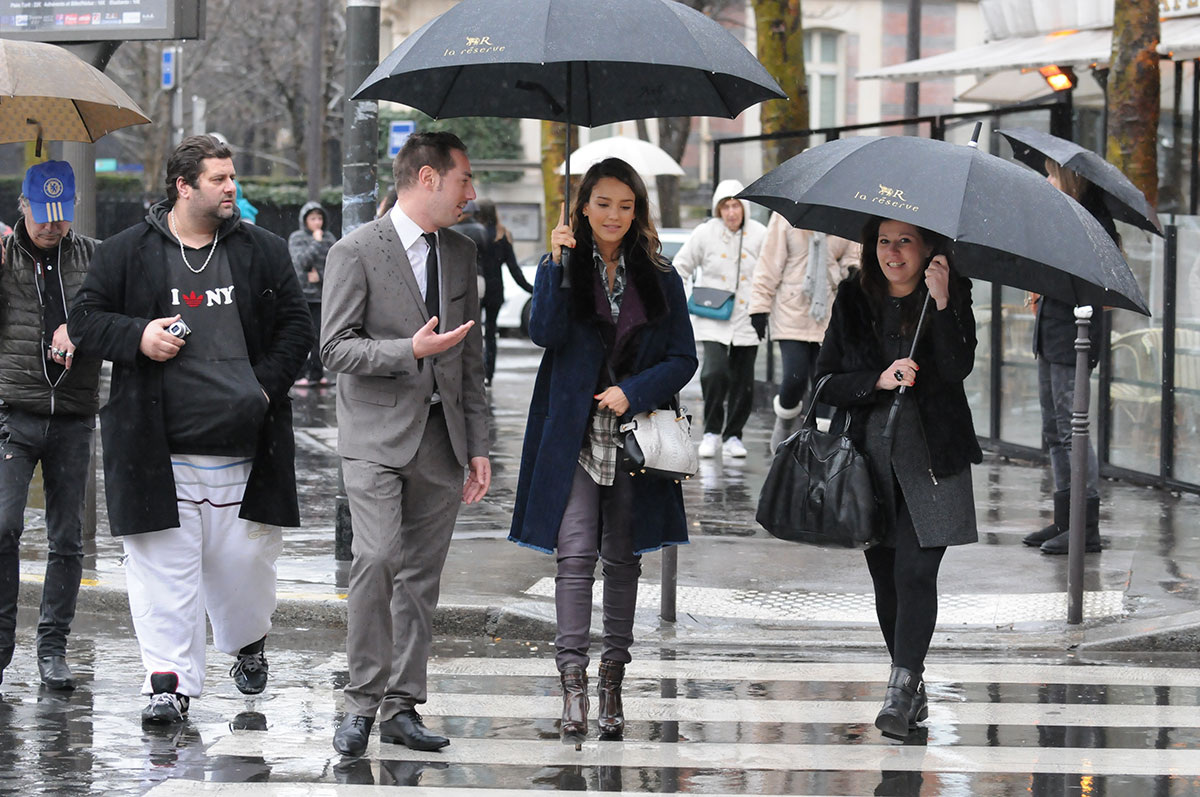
left=230, top=637, right=269, bottom=695
left=142, top=672, right=190, bottom=724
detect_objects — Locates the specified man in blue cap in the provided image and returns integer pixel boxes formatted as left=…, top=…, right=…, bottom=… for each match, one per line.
left=0, top=160, right=100, bottom=690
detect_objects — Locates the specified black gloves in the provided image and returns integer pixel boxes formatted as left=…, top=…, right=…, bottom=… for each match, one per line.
left=751, top=312, right=769, bottom=341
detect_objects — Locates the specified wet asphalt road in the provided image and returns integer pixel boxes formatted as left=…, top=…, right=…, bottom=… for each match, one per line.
left=5, top=336, right=1200, bottom=794
left=4, top=611, right=1200, bottom=796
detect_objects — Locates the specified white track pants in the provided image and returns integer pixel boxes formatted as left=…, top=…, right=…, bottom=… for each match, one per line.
left=122, top=455, right=282, bottom=697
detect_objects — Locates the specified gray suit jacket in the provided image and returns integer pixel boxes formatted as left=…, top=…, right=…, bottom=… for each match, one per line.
left=321, top=216, right=488, bottom=469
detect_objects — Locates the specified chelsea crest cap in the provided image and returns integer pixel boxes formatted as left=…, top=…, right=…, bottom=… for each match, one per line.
left=23, top=160, right=75, bottom=224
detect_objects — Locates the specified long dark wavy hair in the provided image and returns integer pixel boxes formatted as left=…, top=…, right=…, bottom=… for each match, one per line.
left=858, top=216, right=955, bottom=336
left=570, top=158, right=666, bottom=271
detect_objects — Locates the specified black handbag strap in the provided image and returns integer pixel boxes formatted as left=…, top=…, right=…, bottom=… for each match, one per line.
left=802, top=374, right=852, bottom=435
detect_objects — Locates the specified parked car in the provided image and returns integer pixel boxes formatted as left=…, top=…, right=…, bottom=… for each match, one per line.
left=659, top=226, right=692, bottom=263
left=496, top=259, right=540, bottom=337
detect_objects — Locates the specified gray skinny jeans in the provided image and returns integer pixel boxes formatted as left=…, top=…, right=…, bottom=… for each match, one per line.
left=554, top=464, right=642, bottom=672
left=1038, top=358, right=1100, bottom=497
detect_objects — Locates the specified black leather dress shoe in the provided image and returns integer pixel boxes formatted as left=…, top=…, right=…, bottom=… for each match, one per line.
left=379, top=709, right=449, bottom=751
left=38, top=656, right=75, bottom=690
left=332, top=714, right=375, bottom=757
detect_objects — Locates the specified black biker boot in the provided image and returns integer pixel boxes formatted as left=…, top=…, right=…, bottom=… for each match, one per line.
left=875, top=666, right=920, bottom=740
left=909, top=677, right=928, bottom=727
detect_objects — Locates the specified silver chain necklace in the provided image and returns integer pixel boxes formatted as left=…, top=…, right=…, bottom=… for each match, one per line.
left=169, top=210, right=219, bottom=274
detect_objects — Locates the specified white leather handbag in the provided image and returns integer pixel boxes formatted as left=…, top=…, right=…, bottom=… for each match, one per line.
left=619, top=401, right=699, bottom=482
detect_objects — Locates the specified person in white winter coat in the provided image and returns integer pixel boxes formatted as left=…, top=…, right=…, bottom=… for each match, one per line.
left=672, top=179, right=766, bottom=458
left=749, top=212, right=860, bottom=449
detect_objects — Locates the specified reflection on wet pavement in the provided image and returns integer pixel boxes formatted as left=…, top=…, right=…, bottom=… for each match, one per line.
left=1, top=611, right=1199, bottom=795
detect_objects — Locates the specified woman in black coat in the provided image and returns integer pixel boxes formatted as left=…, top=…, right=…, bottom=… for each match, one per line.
left=815, top=216, right=981, bottom=740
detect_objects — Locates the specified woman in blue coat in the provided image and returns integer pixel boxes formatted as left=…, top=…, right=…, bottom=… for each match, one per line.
left=509, top=158, right=697, bottom=746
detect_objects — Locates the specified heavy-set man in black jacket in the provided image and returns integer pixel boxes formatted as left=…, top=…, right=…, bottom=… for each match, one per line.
left=69, top=135, right=312, bottom=724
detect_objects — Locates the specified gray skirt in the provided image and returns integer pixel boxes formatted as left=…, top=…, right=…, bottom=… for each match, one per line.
left=861, top=394, right=978, bottom=549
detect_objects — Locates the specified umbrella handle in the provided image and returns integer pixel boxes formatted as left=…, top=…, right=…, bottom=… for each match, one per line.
left=26, top=118, right=42, bottom=158
left=881, top=292, right=933, bottom=442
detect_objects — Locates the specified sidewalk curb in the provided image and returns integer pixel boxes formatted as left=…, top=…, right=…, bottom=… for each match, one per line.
left=25, top=574, right=1200, bottom=652
left=23, top=576, right=562, bottom=641
left=1079, top=609, right=1200, bottom=652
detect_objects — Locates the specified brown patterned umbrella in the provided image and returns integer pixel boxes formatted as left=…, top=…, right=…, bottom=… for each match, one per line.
left=0, top=39, right=149, bottom=148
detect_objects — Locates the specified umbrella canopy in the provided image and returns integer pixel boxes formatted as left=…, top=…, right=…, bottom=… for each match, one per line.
left=997, top=127, right=1162, bottom=236
left=0, top=39, right=149, bottom=145
left=556, top=135, right=684, bottom=176
left=353, top=0, right=785, bottom=127
left=739, top=135, right=1149, bottom=315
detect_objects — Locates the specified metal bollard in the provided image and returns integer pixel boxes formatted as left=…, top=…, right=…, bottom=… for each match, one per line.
left=660, top=545, right=677, bottom=622
left=1066, top=305, right=1093, bottom=625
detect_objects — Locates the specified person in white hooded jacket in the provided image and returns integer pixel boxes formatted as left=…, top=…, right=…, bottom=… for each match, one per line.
left=672, top=179, right=767, bottom=458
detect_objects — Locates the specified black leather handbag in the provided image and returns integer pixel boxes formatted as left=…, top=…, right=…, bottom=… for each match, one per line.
left=756, top=375, right=881, bottom=549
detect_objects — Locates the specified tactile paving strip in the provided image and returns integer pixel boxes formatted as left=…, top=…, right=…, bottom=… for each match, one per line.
left=524, top=578, right=1125, bottom=624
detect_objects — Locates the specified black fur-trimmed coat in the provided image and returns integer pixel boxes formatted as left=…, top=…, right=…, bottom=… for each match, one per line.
left=815, top=275, right=982, bottom=479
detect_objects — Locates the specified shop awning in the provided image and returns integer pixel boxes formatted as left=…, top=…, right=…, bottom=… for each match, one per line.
left=858, top=16, right=1200, bottom=83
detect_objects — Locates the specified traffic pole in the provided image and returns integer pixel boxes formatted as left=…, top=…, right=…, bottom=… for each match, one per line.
left=342, top=0, right=380, bottom=235
left=1066, top=305, right=1094, bottom=624
left=62, top=41, right=120, bottom=542
left=335, top=0, right=381, bottom=564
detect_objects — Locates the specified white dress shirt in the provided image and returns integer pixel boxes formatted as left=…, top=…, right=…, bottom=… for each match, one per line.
left=388, top=202, right=442, bottom=314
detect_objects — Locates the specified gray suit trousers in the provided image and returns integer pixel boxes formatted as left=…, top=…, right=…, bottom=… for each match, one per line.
left=341, top=406, right=463, bottom=720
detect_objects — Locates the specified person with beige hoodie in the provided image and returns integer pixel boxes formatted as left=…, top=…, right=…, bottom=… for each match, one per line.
left=749, top=212, right=860, bottom=450
left=673, top=179, right=767, bottom=458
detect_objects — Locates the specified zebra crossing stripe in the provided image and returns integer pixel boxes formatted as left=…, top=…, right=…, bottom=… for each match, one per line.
left=205, top=734, right=1200, bottom=778
left=323, top=692, right=1200, bottom=729
left=148, top=785, right=751, bottom=797
left=425, top=657, right=1200, bottom=688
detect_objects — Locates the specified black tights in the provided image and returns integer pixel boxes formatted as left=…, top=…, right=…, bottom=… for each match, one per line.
left=863, top=501, right=946, bottom=674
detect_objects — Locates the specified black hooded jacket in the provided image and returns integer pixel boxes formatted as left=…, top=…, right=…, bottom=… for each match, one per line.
left=68, top=201, right=313, bottom=535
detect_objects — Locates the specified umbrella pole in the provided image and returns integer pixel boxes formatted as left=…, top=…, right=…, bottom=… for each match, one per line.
left=559, top=67, right=573, bottom=278
left=881, top=291, right=932, bottom=442
left=1066, top=305, right=1094, bottom=624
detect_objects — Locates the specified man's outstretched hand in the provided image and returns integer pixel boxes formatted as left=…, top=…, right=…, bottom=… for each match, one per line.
left=412, top=316, right=474, bottom=360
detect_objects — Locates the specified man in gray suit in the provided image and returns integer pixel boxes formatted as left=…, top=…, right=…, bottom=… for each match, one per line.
left=322, top=132, right=491, bottom=758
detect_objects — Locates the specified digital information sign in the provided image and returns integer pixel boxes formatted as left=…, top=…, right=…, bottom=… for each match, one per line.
left=0, top=1, right=204, bottom=42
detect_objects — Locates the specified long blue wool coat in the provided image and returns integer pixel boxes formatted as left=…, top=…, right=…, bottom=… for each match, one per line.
left=508, top=250, right=698, bottom=555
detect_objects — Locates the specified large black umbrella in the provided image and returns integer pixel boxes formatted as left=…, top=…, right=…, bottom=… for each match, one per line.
left=738, top=134, right=1148, bottom=314
left=998, top=127, right=1162, bottom=236
left=742, top=133, right=1147, bottom=624
left=352, top=0, right=785, bottom=213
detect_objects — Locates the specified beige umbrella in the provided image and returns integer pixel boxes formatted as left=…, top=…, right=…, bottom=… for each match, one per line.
left=0, top=39, right=150, bottom=152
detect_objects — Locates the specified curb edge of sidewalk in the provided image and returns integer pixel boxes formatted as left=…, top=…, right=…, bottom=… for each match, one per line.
left=23, top=575, right=1200, bottom=653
